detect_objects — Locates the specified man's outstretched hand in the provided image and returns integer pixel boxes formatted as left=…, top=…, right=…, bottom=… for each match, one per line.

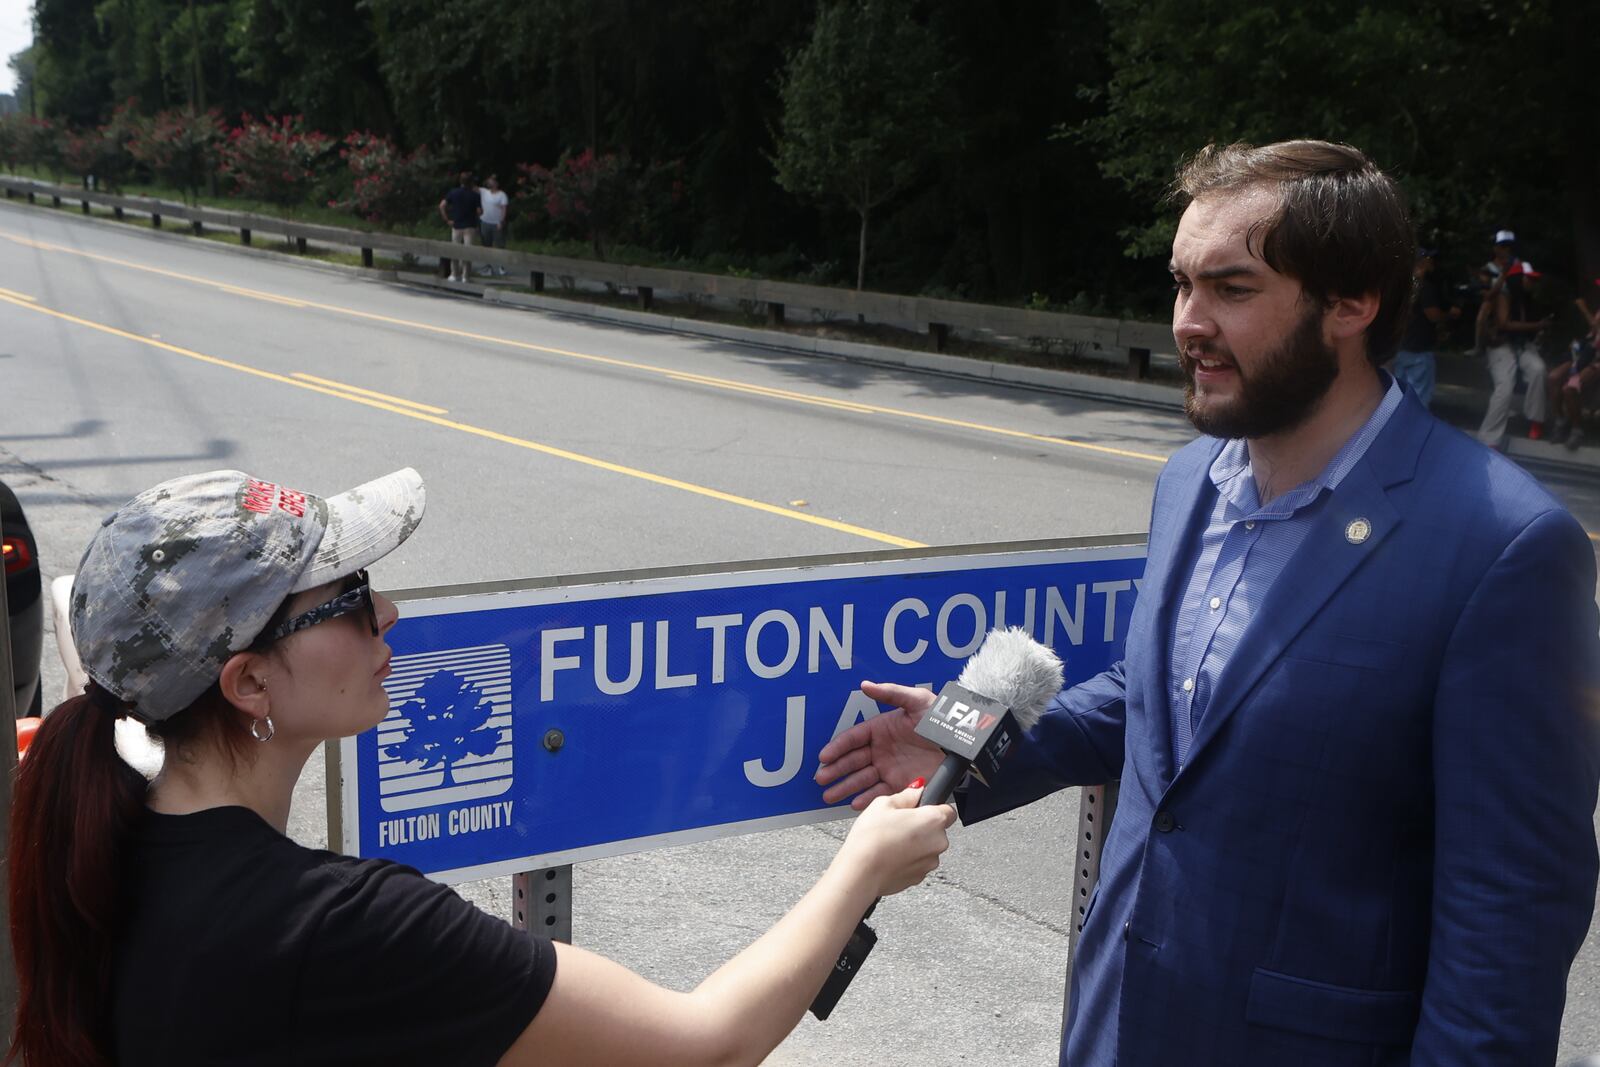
left=815, top=681, right=945, bottom=810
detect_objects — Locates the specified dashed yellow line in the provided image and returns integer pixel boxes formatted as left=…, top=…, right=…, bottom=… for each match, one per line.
left=0, top=286, right=35, bottom=302
left=0, top=290, right=925, bottom=549
left=0, top=227, right=1167, bottom=464
left=291, top=372, right=447, bottom=414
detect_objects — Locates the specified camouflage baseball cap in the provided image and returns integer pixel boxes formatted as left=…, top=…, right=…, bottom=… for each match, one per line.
left=71, top=468, right=425, bottom=721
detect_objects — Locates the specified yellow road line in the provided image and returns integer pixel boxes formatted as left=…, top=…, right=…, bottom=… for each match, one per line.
left=0, top=228, right=1166, bottom=464
left=220, top=283, right=305, bottom=308
left=0, top=286, right=36, bottom=302
left=0, top=290, right=925, bottom=549
left=291, top=372, right=448, bottom=414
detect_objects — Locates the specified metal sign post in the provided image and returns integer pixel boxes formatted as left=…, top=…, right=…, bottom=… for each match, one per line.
left=513, top=867, right=573, bottom=942
left=1063, top=781, right=1119, bottom=1031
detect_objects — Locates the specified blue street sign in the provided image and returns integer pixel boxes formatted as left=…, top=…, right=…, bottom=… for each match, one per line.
left=336, top=540, right=1146, bottom=882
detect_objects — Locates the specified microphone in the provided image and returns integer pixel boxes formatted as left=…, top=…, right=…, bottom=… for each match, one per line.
left=913, top=627, right=1062, bottom=806
left=810, top=628, right=1063, bottom=1020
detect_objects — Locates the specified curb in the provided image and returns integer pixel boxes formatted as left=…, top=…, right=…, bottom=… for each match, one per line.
left=8, top=197, right=1598, bottom=476
left=1506, top=437, right=1600, bottom=473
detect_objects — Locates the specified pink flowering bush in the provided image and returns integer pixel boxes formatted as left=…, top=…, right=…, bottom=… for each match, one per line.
left=60, top=101, right=141, bottom=190
left=515, top=149, right=686, bottom=260
left=516, top=149, right=634, bottom=259
left=218, top=114, right=335, bottom=207
left=330, top=132, right=440, bottom=227
left=61, top=130, right=100, bottom=180
left=0, top=115, right=64, bottom=178
left=126, top=108, right=227, bottom=201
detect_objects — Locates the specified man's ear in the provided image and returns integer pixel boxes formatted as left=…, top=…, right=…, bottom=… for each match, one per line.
left=219, top=652, right=272, bottom=718
left=1325, top=290, right=1381, bottom=342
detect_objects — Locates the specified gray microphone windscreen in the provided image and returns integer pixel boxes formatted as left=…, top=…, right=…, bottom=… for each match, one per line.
left=954, top=627, right=1063, bottom=732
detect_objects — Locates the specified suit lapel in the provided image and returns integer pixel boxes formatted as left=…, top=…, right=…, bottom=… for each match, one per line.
left=1175, top=415, right=1417, bottom=776
left=1140, top=439, right=1223, bottom=788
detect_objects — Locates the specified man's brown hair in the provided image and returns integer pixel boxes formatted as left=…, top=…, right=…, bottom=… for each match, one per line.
left=1173, top=140, right=1415, bottom=365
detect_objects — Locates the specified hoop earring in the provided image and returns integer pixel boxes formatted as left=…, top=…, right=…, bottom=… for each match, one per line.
left=250, top=715, right=275, bottom=743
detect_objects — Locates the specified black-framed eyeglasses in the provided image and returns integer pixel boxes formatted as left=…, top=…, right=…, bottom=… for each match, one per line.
left=260, top=569, right=378, bottom=644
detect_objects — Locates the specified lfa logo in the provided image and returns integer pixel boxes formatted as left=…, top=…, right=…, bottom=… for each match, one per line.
left=377, top=643, right=514, bottom=813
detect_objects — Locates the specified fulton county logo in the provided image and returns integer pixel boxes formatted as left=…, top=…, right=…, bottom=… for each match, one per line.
left=377, top=643, right=514, bottom=813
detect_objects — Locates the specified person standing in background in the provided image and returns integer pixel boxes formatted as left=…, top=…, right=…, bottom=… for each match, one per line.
left=479, top=174, right=511, bottom=276
left=1389, top=246, right=1457, bottom=409
left=438, top=171, right=482, bottom=283
left=1476, top=239, right=1551, bottom=447
left=1548, top=282, right=1600, bottom=449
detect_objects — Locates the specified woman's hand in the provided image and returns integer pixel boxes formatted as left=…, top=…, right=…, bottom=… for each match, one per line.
left=509, top=784, right=956, bottom=1067
left=833, top=781, right=956, bottom=898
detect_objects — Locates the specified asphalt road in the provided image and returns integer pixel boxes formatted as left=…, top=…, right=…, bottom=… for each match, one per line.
left=3, top=200, right=1599, bottom=1065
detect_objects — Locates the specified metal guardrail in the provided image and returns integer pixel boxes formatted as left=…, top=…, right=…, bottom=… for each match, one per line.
left=0, top=175, right=1177, bottom=378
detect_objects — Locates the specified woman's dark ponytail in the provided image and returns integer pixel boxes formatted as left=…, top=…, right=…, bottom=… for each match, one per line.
left=7, top=689, right=147, bottom=1067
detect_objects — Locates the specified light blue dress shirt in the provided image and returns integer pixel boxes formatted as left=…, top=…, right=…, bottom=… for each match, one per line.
left=1167, top=376, right=1404, bottom=765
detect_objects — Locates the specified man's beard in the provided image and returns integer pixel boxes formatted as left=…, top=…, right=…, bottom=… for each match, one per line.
left=1181, top=302, right=1340, bottom=439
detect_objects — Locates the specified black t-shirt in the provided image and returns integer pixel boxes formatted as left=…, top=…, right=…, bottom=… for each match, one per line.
left=1503, top=274, right=1538, bottom=350
left=113, top=806, right=556, bottom=1066
left=1401, top=276, right=1443, bottom=352
left=444, top=185, right=481, bottom=229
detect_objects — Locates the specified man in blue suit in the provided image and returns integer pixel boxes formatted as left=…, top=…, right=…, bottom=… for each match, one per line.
left=816, top=140, right=1600, bottom=1065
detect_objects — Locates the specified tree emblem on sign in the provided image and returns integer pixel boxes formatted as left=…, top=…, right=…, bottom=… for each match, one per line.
left=382, top=670, right=503, bottom=784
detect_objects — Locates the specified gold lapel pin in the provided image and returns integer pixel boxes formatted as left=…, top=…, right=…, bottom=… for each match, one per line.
left=1345, top=517, right=1372, bottom=544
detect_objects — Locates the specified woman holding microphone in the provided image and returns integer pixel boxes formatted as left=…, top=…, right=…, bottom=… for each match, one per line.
left=8, top=466, right=953, bottom=1067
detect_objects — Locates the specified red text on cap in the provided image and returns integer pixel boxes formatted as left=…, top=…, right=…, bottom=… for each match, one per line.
left=243, top=480, right=307, bottom=518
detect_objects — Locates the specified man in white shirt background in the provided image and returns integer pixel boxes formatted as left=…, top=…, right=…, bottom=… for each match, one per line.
left=478, top=174, right=511, bottom=276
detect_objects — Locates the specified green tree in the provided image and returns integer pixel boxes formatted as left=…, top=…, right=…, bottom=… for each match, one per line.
left=30, top=0, right=110, bottom=125
left=1077, top=0, right=1599, bottom=290
left=8, top=45, right=38, bottom=117
left=364, top=0, right=500, bottom=161
left=771, top=0, right=952, bottom=290
left=226, top=0, right=394, bottom=136
left=95, top=0, right=170, bottom=111
left=94, top=0, right=228, bottom=117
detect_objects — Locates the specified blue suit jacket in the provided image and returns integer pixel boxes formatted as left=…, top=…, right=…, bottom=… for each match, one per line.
left=964, top=394, right=1600, bottom=1066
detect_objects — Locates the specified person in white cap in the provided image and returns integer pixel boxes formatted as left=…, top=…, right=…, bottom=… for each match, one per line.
left=7, top=467, right=954, bottom=1067
left=1476, top=230, right=1551, bottom=446
left=1488, top=228, right=1519, bottom=276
